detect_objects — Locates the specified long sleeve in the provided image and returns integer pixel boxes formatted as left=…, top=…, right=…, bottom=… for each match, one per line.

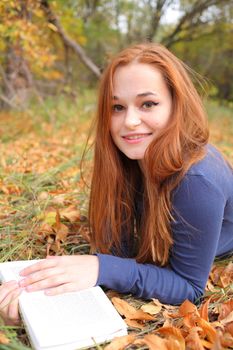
left=96, top=173, right=230, bottom=304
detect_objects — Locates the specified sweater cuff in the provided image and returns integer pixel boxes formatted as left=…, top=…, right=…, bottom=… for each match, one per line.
left=95, top=253, right=136, bottom=293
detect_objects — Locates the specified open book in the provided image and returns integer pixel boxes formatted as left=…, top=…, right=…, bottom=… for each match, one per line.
left=0, top=260, right=127, bottom=350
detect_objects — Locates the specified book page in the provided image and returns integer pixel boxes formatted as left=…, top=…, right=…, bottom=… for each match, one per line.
left=0, top=260, right=127, bottom=349
left=20, top=286, right=127, bottom=347
left=0, top=260, right=43, bottom=282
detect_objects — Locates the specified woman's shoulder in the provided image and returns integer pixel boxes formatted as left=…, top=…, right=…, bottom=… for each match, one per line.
left=187, top=144, right=232, bottom=177
left=172, top=145, right=232, bottom=205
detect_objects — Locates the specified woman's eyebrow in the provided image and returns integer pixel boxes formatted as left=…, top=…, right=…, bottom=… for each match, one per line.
left=137, top=92, right=158, bottom=97
left=112, top=92, right=157, bottom=100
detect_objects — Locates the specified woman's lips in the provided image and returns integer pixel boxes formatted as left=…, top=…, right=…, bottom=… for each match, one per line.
left=122, top=133, right=152, bottom=143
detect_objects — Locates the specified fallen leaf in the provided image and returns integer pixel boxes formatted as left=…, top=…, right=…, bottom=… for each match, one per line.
left=220, top=311, right=233, bottom=326
left=219, top=262, right=233, bottom=288
left=104, top=334, right=135, bottom=350
left=0, top=331, right=10, bottom=344
left=199, top=298, right=210, bottom=321
left=124, top=318, right=145, bottom=329
left=157, top=326, right=185, bottom=350
left=111, top=297, right=154, bottom=321
left=179, top=299, right=199, bottom=317
left=218, top=299, right=233, bottom=321
left=60, top=206, right=80, bottom=223
left=185, top=327, right=205, bottom=350
left=141, top=302, right=162, bottom=315
left=196, top=317, right=217, bottom=343
left=134, top=334, right=168, bottom=350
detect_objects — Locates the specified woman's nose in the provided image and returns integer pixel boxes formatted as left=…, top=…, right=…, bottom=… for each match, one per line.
left=124, top=108, right=141, bottom=129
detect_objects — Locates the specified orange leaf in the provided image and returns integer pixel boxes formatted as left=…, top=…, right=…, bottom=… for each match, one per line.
left=124, top=318, right=145, bottom=329
left=105, top=335, right=135, bottom=350
left=185, top=327, right=205, bottom=350
left=196, top=317, right=217, bottom=343
left=157, top=326, right=185, bottom=350
left=199, top=298, right=210, bottom=321
left=53, top=209, right=69, bottom=242
left=219, top=262, right=233, bottom=288
left=111, top=297, right=154, bottom=321
left=135, top=334, right=168, bottom=350
left=179, top=299, right=199, bottom=317
left=183, top=312, right=197, bottom=328
left=0, top=331, right=10, bottom=344
left=218, top=299, right=233, bottom=321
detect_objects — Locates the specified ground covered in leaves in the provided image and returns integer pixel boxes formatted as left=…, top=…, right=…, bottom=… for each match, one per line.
left=0, top=99, right=232, bottom=350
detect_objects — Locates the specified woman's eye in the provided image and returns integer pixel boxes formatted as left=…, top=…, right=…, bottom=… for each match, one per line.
left=142, top=101, right=159, bottom=109
left=112, top=104, right=124, bottom=112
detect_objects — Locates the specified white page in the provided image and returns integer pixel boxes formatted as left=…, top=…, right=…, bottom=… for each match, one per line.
left=0, top=260, right=127, bottom=350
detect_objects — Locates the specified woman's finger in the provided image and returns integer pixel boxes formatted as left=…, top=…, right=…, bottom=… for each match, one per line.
left=7, top=290, right=21, bottom=324
left=0, top=281, right=19, bottom=303
left=24, top=273, right=68, bottom=292
left=19, top=258, right=58, bottom=277
left=19, top=267, right=63, bottom=288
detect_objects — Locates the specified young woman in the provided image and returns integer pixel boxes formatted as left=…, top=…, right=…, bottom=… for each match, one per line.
left=1, top=43, right=233, bottom=325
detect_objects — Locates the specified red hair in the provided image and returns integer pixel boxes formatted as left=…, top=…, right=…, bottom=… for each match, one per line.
left=88, top=43, right=209, bottom=265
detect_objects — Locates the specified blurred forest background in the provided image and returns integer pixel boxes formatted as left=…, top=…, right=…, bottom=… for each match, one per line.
left=0, top=0, right=232, bottom=109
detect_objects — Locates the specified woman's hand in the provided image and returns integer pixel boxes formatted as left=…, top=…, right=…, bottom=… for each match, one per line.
left=0, top=281, right=21, bottom=326
left=19, top=255, right=99, bottom=296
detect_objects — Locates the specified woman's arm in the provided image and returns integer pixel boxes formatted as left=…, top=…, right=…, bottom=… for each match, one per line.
left=96, top=174, right=226, bottom=304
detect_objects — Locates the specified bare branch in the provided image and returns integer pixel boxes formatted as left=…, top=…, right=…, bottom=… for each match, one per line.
left=147, top=0, right=168, bottom=41
left=162, top=0, right=230, bottom=47
left=40, top=0, right=101, bottom=78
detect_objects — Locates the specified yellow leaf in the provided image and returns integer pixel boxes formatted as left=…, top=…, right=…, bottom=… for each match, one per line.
left=0, top=331, right=10, bottom=344
left=48, top=23, right=58, bottom=32
left=141, top=302, right=162, bottom=315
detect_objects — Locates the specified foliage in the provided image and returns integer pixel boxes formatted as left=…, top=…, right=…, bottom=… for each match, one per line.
left=0, top=0, right=232, bottom=107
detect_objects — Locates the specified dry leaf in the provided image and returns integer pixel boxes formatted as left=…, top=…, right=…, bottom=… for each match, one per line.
left=157, top=326, right=185, bottom=350
left=111, top=297, right=154, bottom=321
left=134, top=334, right=168, bottom=350
left=185, top=327, right=205, bottom=350
left=179, top=299, right=199, bottom=317
left=141, top=302, right=162, bottom=315
left=60, top=206, right=80, bottom=223
left=53, top=209, right=69, bottom=242
left=220, top=311, right=233, bottom=326
left=104, top=335, right=135, bottom=350
left=199, top=298, right=210, bottom=321
left=220, top=331, right=233, bottom=347
left=218, top=299, right=233, bottom=321
left=196, top=317, right=217, bottom=343
left=124, top=318, right=145, bottom=329
left=219, top=262, right=233, bottom=288
left=0, top=331, right=10, bottom=344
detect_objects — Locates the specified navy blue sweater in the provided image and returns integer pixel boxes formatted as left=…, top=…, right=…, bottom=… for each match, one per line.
left=96, top=145, right=233, bottom=304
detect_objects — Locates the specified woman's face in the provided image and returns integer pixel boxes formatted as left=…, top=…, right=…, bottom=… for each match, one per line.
left=110, top=62, right=172, bottom=160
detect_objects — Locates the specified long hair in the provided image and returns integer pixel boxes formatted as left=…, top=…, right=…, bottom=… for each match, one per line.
left=89, top=43, right=209, bottom=266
